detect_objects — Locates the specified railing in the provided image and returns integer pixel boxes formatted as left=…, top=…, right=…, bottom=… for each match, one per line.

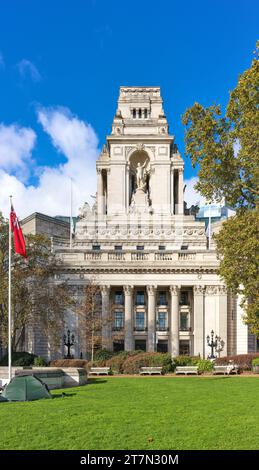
left=112, top=326, right=124, bottom=332
left=134, top=327, right=148, bottom=332
left=156, top=326, right=169, bottom=331
left=179, top=326, right=192, bottom=332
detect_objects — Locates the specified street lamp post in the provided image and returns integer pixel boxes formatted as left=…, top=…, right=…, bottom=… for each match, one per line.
left=206, top=330, right=224, bottom=360
left=63, top=329, right=75, bottom=359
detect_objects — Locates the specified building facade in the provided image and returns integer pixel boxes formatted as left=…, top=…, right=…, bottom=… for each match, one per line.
left=23, top=86, right=254, bottom=360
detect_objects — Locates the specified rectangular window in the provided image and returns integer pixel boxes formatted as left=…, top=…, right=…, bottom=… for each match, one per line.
left=157, top=311, right=167, bottom=330
left=157, top=340, right=168, bottom=353
left=180, top=312, right=189, bottom=331
left=114, top=311, right=124, bottom=330
left=158, top=291, right=167, bottom=305
left=179, top=340, right=190, bottom=356
left=136, top=245, right=144, bottom=251
left=135, top=340, right=146, bottom=351
left=92, top=244, right=100, bottom=251
left=135, top=312, right=145, bottom=330
left=113, top=340, right=124, bottom=352
left=136, top=291, right=145, bottom=305
left=158, top=245, right=166, bottom=251
left=180, top=291, right=189, bottom=305
left=181, top=245, right=188, bottom=250
left=114, top=245, right=122, bottom=251
left=114, top=291, right=123, bottom=305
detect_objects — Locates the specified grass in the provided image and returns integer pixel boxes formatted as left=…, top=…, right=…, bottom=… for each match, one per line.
left=0, top=376, right=259, bottom=450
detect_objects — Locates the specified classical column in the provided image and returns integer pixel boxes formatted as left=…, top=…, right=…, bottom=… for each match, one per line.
left=178, top=168, right=184, bottom=214
left=124, top=285, right=133, bottom=351
left=193, top=285, right=205, bottom=358
left=97, top=168, right=104, bottom=215
left=170, top=167, right=174, bottom=215
left=147, top=285, right=157, bottom=352
left=218, top=285, right=228, bottom=356
left=170, top=286, right=180, bottom=356
left=101, top=285, right=111, bottom=350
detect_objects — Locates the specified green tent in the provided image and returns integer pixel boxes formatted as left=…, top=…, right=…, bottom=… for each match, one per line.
left=2, top=375, right=52, bottom=402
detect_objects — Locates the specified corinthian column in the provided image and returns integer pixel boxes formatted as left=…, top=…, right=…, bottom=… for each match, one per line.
left=170, top=286, right=180, bottom=356
left=178, top=168, right=184, bottom=215
left=147, top=285, right=157, bottom=352
left=124, top=285, right=133, bottom=351
left=193, top=285, right=205, bottom=358
left=101, top=285, right=111, bottom=350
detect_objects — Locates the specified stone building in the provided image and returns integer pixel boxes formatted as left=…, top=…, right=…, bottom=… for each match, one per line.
left=22, top=86, right=256, bottom=360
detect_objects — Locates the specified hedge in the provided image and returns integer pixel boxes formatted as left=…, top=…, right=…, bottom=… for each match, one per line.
left=171, top=356, right=200, bottom=371
left=215, top=353, right=259, bottom=371
left=0, top=352, right=37, bottom=366
left=122, top=352, right=173, bottom=374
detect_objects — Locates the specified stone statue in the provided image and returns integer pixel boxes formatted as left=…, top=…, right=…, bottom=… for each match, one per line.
left=136, top=159, right=148, bottom=190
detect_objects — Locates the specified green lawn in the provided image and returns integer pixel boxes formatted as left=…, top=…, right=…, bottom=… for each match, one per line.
left=0, top=376, right=258, bottom=450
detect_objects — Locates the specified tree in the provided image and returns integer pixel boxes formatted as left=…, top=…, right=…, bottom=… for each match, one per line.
left=182, top=42, right=259, bottom=335
left=0, top=213, right=73, bottom=352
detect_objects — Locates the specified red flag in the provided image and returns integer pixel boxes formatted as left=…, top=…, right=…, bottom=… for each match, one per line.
left=10, top=204, right=27, bottom=258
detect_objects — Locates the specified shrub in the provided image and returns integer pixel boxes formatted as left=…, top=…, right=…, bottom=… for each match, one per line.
left=252, top=357, right=259, bottom=366
left=0, top=352, right=36, bottom=366
left=50, top=359, right=89, bottom=369
left=94, top=349, right=114, bottom=361
left=215, top=353, right=259, bottom=371
left=106, top=350, right=144, bottom=374
left=171, top=356, right=200, bottom=371
left=197, top=359, right=214, bottom=373
left=122, top=352, right=172, bottom=375
left=33, top=356, right=47, bottom=367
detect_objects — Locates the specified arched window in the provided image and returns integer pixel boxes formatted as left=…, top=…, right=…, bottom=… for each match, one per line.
left=132, top=108, right=136, bottom=119
left=138, top=109, right=142, bottom=118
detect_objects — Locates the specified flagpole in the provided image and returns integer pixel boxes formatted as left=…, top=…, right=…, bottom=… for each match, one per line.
left=8, top=195, right=12, bottom=382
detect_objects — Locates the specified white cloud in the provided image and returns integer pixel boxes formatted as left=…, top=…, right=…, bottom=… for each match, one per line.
left=0, top=123, right=36, bottom=180
left=17, top=59, right=42, bottom=82
left=0, top=107, right=99, bottom=219
left=184, top=176, right=206, bottom=207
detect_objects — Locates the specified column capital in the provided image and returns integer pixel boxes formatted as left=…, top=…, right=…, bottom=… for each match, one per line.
left=218, top=285, right=228, bottom=295
left=193, top=285, right=205, bottom=295
left=146, top=285, right=157, bottom=295
left=100, top=285, right=110, bottom=296
left=205, top=285, right=218, bottom=296
left=123, top=285, right=134, bottom=295
left=169, top=285, right=180, bottom=295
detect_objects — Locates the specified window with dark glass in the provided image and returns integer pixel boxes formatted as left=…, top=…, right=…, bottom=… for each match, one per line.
left=181, top=245, right=188, bottom=250
left=114, top=311, right=124, bottom=331
left=138, top=109, right=142, bottom=118
left=114, top=291, right=123, bottom=305
left=136, top=245, right=144, bottom=251
left=135, top=339, right=146, bottom=351
left=157, top=311, right=167, bottom=330
left=179, top=340, right=190, bottom=356
left=114, top=245, right=122, bottom=251
left=113, top=340, right=124, bottom=352
left=92, top=244, right=100, bottom=250
left=180, top=312, right=189, bottom=331
left=180, top=291, right=189, bottom=305
left=157, top=340, right=168, bottom=353
left=135, top=312, right=145, bottom=330
left=132, top=109, right=136, bottom=119
left=158, top=291, right=167, bottom=305
left=144, top=109, right=148, bottom=118
left=158, top=245, right=166, bottom=251
left=136, top=291, right=145, bottom=305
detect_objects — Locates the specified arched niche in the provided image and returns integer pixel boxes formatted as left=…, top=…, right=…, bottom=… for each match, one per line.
left=128, top=150, right=151, bottom=205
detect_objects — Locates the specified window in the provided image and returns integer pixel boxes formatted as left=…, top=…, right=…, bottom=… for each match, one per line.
left=180, top=312, right=189, bottom=331
left=158, top=291, right=167, bottom=306
left=114, top=245, right=122, bottom=251
left=157, top=311, right=167, bottom=330
left=138, top=109, right=142, bottom=119
left=179, top=340, right=190, bottom=356
left=157, top=340, right=168, bottom=353
left=144, top=109, right=148, bottom=119
left=92, top=244, right=100, bottom=251
left=135, top=340, right=146, bottom=351
left=135, top=311, right=145, bottom=330
left=181, top=245, right=188, bottom=250
left=132, top=109, right=136, bottom=119
left=158, top=245, right=166, bottom=251
left=136, top=245, right=144, bottom=251
left=114, top=311, right=124, bottom=330
left=113, top=340, right=124, bottom=352
left=180, top=291, right=189, bottom=305
left=114, top=291, right=123, bottom=305
left=136, top=291, right=145, bottom=306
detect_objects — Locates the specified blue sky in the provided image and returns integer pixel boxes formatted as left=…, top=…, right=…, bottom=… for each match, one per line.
left=0, top=0, right=258, bottom=217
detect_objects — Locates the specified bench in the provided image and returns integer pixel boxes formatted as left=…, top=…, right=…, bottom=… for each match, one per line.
left=89, top=367, right=111, bottom=376
left=175, top=366, right=199, bottom=375
left=213, top=365, right=239, bottom=375
left=139, top=367, right=163, bottom=375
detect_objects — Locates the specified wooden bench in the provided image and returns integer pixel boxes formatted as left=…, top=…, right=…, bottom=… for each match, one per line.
left=175, top=366, right=199, bottom=375
left=213, top=365, right=239, bottom=375
left=89, top=367, right=111, bottom=376
left=139, top=367, right=163, bottom=375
